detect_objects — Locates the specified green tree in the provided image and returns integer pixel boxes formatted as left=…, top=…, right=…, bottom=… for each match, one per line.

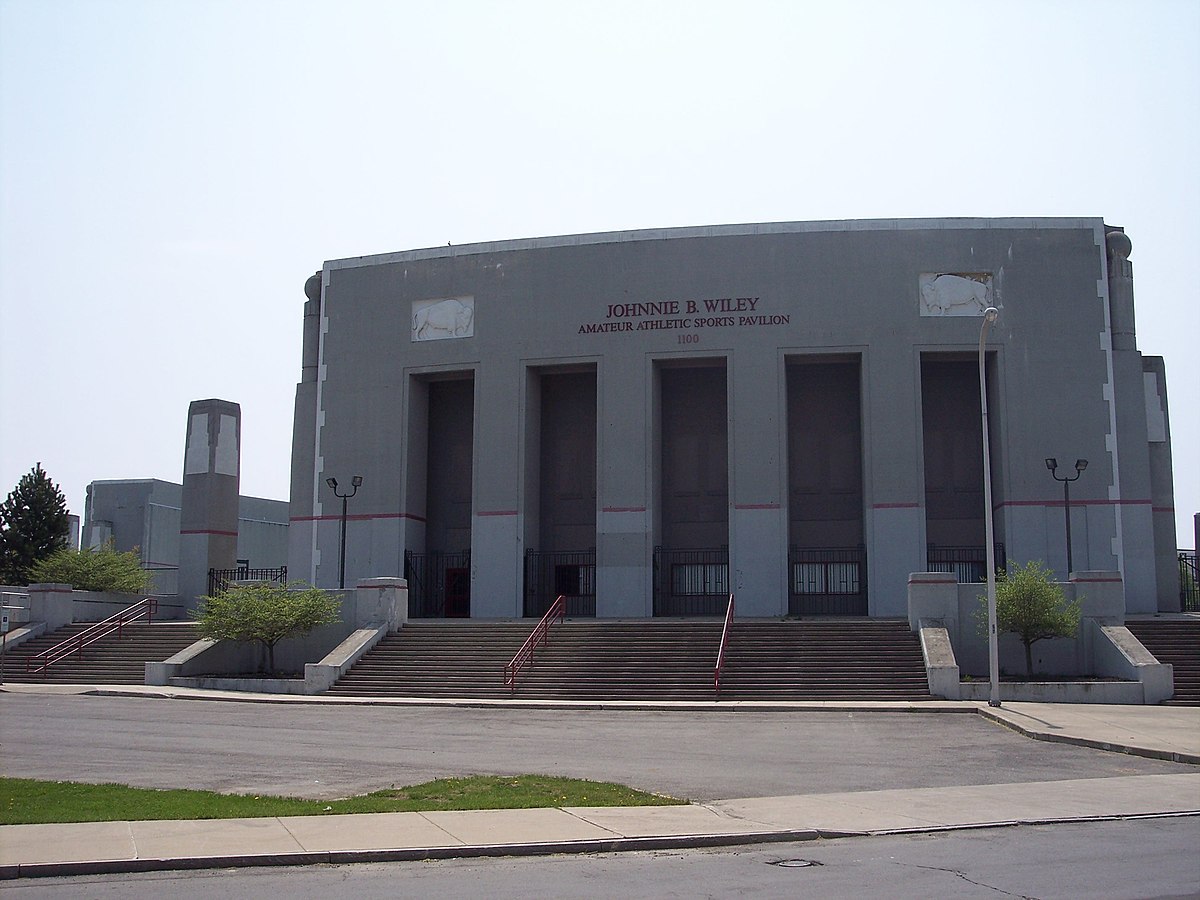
left=0, top=463, right=71, bottom=586
left=978, top=560, right=1082, bottom=678
left=31, top=543, right=153, bottom=594
left=193, top=582, right=341, bottom=675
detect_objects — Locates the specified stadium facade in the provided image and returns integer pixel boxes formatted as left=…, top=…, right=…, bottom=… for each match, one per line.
left=288, top=219, right=1178, bottom=619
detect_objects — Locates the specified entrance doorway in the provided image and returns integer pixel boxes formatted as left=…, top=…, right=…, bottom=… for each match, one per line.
left=786, top=358, right=866, bottom=615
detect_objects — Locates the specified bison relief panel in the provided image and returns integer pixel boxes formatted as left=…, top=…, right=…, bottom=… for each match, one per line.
left=412, top=296, right=475, bottom=342
left=918, top=273, right=994, bottom=316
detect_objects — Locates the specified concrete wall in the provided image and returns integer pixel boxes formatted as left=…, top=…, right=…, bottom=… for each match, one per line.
left=292, top=219, right=1176, bottom=617
left=24, top=583, right=185, bottom=630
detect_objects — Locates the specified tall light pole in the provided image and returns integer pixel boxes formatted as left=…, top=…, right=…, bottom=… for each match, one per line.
left=1045, top=458, right=1087, bottom=575
left=326, top=475, right=362, bottom=589
left=979, top=307, right=1001, bottom=708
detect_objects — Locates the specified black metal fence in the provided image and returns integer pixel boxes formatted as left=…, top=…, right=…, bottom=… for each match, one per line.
left=653, top=546, right=729, bottom=616
left=404, top=550, right=471, bottom=618
left=1181, top=550, right=1198, bottom=612
left=206, top=565, right=287, bottom=597
left=926, top=544, right=1007, bottom=583
left=788, top=546, right=867, bottom=615
left=524, top=549, right=596, bottom=617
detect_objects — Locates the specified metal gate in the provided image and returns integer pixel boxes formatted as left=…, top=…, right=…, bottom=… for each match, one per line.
left=788, top=547, right=867, bottom=615
left=524, top=549, right=596, bottom=617
left=404, top=550, right=471, bottom=618
left=653, top=547, right=729, bottom=616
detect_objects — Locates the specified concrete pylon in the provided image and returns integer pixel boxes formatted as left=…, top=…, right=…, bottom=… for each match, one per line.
left=178, top=399, right=241, bottom=610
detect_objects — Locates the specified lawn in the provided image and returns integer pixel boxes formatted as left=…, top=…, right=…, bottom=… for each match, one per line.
left=1, top=775, right=685, bottom=825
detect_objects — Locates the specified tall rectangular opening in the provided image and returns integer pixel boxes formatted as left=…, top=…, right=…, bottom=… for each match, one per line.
left=654, top=362, right=729, bottom=616
left=786, top=357, right=866, bottom=615
left=920, top=356, right=1003, bottom=581
left=524, top=367, right=597, bottom=617
left=407, top=375, right=474, bottom=617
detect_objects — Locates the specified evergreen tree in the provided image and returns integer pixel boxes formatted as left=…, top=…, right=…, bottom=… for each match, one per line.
left=0, top=463, right=71, bottom=586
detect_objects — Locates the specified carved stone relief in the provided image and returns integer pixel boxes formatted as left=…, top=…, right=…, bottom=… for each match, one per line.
left=412, top=296, right=475, bottom=342
left=919, top=273, right=993, bottom=316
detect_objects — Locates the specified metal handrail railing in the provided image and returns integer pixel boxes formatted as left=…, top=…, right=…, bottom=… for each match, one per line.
left=714, top=593, right=735, bottom=697
left=26, top=596, right=158, bottom=676
left=504, top=594, right=565, bottom=692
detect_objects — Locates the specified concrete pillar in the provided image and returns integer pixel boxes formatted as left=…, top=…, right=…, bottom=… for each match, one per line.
left=906, top=571, right=959, bottom=632
left=287, top=272, right=324, bottom=584
left=354, top=577, right=408, bottom=631
left=26, top=583, right=75, bottom=631
left=729, top=350, right=787, bottom=616
left=179, top=400, right=241, bottom=611
left=472, top=364, right=521, bottom=616
left=596, top=356, right=653, bottom=616
left=864, top=352, right=925, bottom=616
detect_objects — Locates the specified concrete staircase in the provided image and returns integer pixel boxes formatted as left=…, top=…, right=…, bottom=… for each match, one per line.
left=1125, top=618, right=1200, bottom=706
left=327, top=619, right=933, bottom=701
left=1, top=622, right=203, bottom=684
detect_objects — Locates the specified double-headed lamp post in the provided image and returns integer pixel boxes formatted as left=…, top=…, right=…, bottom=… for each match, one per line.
left=1045, top=458, right=1087, bottom=576
left=979, top=307, right=1001, bottom=708
left=325, top=475, right=363, bottom=590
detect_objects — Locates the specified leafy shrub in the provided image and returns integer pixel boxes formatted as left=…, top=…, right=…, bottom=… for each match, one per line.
left=31, top=543, right=152, bottom=593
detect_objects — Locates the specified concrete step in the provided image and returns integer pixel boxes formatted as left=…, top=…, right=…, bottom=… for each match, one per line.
left=3, top=622, right=202, bottom=683
left=1125, top=620, right=1200, bottom=707
left=328, top=618, right=933, bottom=701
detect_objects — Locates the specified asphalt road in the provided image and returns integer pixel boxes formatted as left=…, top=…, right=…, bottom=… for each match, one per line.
left=5, top=818, right=1197, bottom=899
left=0, top=693, right=1192, bottom=801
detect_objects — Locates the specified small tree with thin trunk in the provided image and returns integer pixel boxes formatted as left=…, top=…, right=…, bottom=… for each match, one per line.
left=0, top=463, right=71, bottom=586
left=193, top=582, right=341, bottom=676
left=978, top=560, right=1082, bottom=678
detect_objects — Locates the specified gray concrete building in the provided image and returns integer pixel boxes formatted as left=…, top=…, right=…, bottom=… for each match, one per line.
left=288, top=218, right=1179, bottom=618
left=83, top=478, right=288, bottom=597
left=84, top=400, right=289, bottom=605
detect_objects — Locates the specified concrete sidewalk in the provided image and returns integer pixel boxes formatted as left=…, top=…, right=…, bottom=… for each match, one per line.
left=981, top=701, right=1200, bottom=764
left=3, top=773, right=1197, bottom=879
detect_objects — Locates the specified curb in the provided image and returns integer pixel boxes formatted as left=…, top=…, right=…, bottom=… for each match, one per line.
left=977, top=707, right=1200, bottom=765
left=5, top=812, right=1198, bottom=880
left=12, top=684, right=980, bottom=714
left=1, top=830, right=818, bottom=880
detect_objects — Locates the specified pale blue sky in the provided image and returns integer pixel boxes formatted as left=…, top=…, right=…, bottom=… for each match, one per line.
left=2, top=0, right=1197, bottom=544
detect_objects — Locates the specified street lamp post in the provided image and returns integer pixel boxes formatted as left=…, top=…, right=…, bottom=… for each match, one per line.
left=1045, top=458, right=1087, bottom=576
left=979, top=307, right=1001, bottom=708
left=326, top=475, right=363, bottom=589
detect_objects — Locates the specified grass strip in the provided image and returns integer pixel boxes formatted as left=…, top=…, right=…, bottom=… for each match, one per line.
left=1, top=775, right=685, bottom=825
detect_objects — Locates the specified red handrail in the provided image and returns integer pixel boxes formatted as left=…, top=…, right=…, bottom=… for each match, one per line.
left=27, top=596, right=158, bottom=676
left=504, top=595, right=565, bottom=692
left=714, top=592, right=735, bottom=697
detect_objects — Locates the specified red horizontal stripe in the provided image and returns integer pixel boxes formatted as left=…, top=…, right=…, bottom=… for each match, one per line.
left=873, top=502, right=919, bottom=509
left=180, top=529, right=238, bottom=537
left=602, top=506, right=646, bottom=513
left=290, top=512, right=427, bottom=523
left=478, top=509, right=518, bottom=517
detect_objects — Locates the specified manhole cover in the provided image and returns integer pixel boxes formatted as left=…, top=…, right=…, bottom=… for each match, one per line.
left=770, top=859, right=823, bottom=868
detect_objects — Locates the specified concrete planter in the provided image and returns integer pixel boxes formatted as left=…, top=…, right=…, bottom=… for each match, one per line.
left=959, top=679, right=1145, bottom=704
left=168, top=675, right=308, bottom=694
